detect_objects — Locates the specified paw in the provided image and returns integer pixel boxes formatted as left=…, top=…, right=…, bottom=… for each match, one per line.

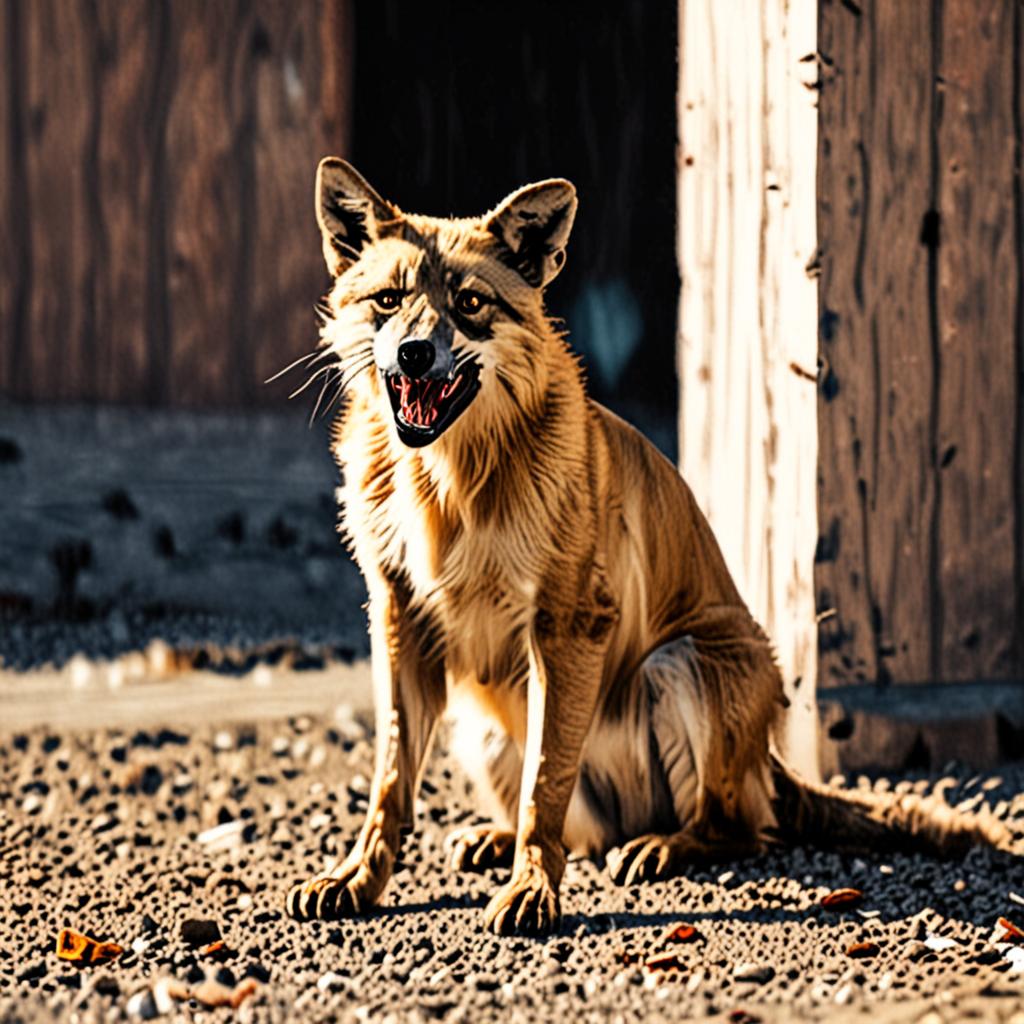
left=286, top=831, right=394, bottom=920
left=484, top=866, right=560, bottom=936
left=445, top=825, right=515, bottom=872
left=608, top=833, right=682, bottom=886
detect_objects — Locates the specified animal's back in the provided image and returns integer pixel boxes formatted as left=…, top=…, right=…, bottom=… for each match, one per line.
left=587, top=400, right=763, bottom=690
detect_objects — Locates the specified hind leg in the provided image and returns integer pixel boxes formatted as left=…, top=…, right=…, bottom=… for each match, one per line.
left=605, top=636, right=773, bottom=885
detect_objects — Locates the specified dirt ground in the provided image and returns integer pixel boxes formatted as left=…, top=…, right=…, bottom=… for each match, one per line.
left=1, top=664, right=1023, bottom=1024
left=2, top=403, right=1023, bottom=1022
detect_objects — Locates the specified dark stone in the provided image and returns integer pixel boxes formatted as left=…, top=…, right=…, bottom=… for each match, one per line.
left=213, top=967, right=237, bottom=988
left=94, top=976, right=120, bottom=996
left=970, top=949, right=1003, bottom=966
left=18, top=961, right=46, bottom=982
left=139, top=765, right=164, bottom=796
left=244, top=962, right=271, bottom=983
left=180, top=919, right=222, bottom=946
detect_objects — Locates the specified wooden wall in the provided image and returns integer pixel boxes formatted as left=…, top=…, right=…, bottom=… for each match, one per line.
left=677, top=0, right=821, bottom=778
left=815, top=0, right=1023, bottom=692
left=0, top=0, right=350, bottom=408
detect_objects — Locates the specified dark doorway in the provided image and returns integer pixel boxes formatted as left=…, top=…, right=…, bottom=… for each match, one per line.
left=350, top=1, right=679, bottom=456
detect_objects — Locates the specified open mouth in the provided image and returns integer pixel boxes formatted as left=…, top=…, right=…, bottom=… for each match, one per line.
left=384, top=363, right=481, bottom=448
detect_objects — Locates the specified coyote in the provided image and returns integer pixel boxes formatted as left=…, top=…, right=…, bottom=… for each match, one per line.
left=286, top=159, right=1016, bottom=935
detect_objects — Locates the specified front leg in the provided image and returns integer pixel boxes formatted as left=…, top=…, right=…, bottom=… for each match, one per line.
left=287, top=580, right=444, bottom=920
left=485, top=573, right=616, bottom=936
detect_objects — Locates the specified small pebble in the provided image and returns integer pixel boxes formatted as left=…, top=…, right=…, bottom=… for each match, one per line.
left=317, top=971, right=346, bottom=993
left=125, top=988, right=158, bottom=1020
left=733, top=963, right=774, bottom=984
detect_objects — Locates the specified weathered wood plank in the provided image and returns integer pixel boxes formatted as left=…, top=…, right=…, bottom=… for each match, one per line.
left=678, top=0, right=820, bottom=777
left=0, top=0, right=26, bottom=396
left=816, top=0, right=938, bottom=688
left=934, top=0, right=1019, bottom=681
left=21, top=0, right=96, bottom=402
left=0, top=0, right=350, bottom=408
left=92, top=1, right=161, bottom=404
left=1019, top=0, right=1024, bottom=684
left=249, top=1, right=352, bottom=402
left=164, top=0, right=244, bottom=407
left=167, top=0, right=348, bottom=407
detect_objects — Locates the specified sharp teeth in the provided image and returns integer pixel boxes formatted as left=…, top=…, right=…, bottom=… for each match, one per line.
left=440, top=374, right=462, bottom=401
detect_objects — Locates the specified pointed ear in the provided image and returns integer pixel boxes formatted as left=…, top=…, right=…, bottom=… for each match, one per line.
left=485, top=179, right=578, bottom=287
left=315, top=158, right=397, bottom=276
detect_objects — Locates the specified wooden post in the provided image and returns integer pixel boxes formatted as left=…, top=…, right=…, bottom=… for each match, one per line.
left=677, top=0, right=821, bottom=778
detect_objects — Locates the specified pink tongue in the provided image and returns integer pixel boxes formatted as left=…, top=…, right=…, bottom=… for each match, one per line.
left=396, top=374, right=465, bottom=427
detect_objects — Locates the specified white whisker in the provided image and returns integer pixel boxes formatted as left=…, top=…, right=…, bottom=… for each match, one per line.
left=288, top=363, right=337, bottom=400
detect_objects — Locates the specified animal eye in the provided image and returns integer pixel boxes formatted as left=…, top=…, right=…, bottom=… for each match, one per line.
left=371, top=289, right=403, bottom=311
left=454, top=290, right=487, bottom=316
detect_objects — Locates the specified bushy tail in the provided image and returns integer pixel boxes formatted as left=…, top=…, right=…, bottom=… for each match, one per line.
left=770, top=755, right=1020, bottom=860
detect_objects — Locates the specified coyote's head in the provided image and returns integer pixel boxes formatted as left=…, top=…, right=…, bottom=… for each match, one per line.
left=314, top=158, right=577, bottom=449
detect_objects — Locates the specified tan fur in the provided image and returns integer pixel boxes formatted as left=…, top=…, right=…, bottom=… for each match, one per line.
left=286, top=159, right=1020, bottom=935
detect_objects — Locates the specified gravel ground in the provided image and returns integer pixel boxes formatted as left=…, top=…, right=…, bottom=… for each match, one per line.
left=2, top=705, right=1024, bottom=1023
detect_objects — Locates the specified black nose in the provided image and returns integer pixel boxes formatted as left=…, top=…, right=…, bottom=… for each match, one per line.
left=397, top=339, right=436, bottom=379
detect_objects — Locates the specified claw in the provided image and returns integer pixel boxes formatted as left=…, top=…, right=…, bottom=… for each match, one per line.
left=492, top=904, right=511, bottom=935
left=446, top=826, right=515, bottom=873
left=299, top=882, right=320, bottom=919
left=315, top=883, right=339, bottom=919
left=285, top=842, right=391, bottom=921
left=285, top=884, right=304, bottom=919
left=611, top=834, right=683, bottom=887
left=484, top=868, right=560, bottom=936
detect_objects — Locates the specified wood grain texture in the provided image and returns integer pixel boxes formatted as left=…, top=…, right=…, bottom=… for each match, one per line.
left=0, top=0, right=28, bottom=397
left=678, top=0, right=820, bottom=778
left=0, top=0, right=350, bottom=408
left=816, top=0, right=941, bottom=688
left=816, top=0, right=1023, bottom=689
left=934, top=0, right=1019, bottom=681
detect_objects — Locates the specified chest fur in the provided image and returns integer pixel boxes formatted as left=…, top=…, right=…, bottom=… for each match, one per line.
left=339, top=441, right=535, bottom=685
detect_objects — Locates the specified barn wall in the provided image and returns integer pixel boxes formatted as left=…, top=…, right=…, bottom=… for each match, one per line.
left=815, top=0, right=1023, bottom=693
left=0, top=0, right=350, bottom=408
left=678, top=0, right=1023, bottom=773
left=677, top=0, right=821, bottom=778
left=812, top=0, right=1024, bottom=770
